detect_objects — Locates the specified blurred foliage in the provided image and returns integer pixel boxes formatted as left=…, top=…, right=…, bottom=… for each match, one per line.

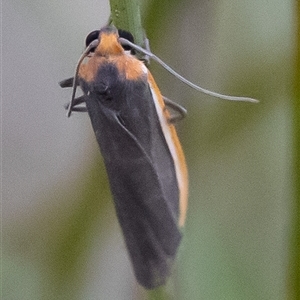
left=4, top=0, right=297, bottom=300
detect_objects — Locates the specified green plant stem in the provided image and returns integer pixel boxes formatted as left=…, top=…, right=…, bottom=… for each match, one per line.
left=289, top=2, right=300, bottom=299
left=109, top=0, right=144, bottom=46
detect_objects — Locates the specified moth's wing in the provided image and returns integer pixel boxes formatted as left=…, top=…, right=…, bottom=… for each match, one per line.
left=82, top=64, right=182, bottom=289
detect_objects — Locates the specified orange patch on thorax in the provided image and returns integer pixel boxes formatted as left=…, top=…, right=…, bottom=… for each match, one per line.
left=78, top=54, right=147, bottom=83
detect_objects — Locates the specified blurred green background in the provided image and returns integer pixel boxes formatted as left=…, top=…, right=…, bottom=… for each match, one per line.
left=3, top=0, right=296, bottom=299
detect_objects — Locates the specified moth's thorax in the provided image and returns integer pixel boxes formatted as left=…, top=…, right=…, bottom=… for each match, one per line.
left=78, top=52, right=148, bottom=83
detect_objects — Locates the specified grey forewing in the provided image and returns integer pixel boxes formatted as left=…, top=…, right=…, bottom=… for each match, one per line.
left=80, top=62, right=181, bottom=288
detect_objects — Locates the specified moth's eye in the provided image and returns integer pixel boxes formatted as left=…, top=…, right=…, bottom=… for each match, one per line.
left=118, top=29, right=136, bottom=55
left=85, top=30, right=100, bottom=53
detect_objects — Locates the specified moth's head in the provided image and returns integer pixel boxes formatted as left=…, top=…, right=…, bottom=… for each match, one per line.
left=85, top=26, right=136, bottom=56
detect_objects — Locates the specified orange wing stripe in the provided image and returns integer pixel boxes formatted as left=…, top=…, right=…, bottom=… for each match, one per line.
left=147, top=72, right=188, bottom=227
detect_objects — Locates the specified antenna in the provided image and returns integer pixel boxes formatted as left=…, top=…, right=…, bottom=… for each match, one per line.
left=119, top=38, right=258, bottom=103
left=66, top=39, right=99, bottom=117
